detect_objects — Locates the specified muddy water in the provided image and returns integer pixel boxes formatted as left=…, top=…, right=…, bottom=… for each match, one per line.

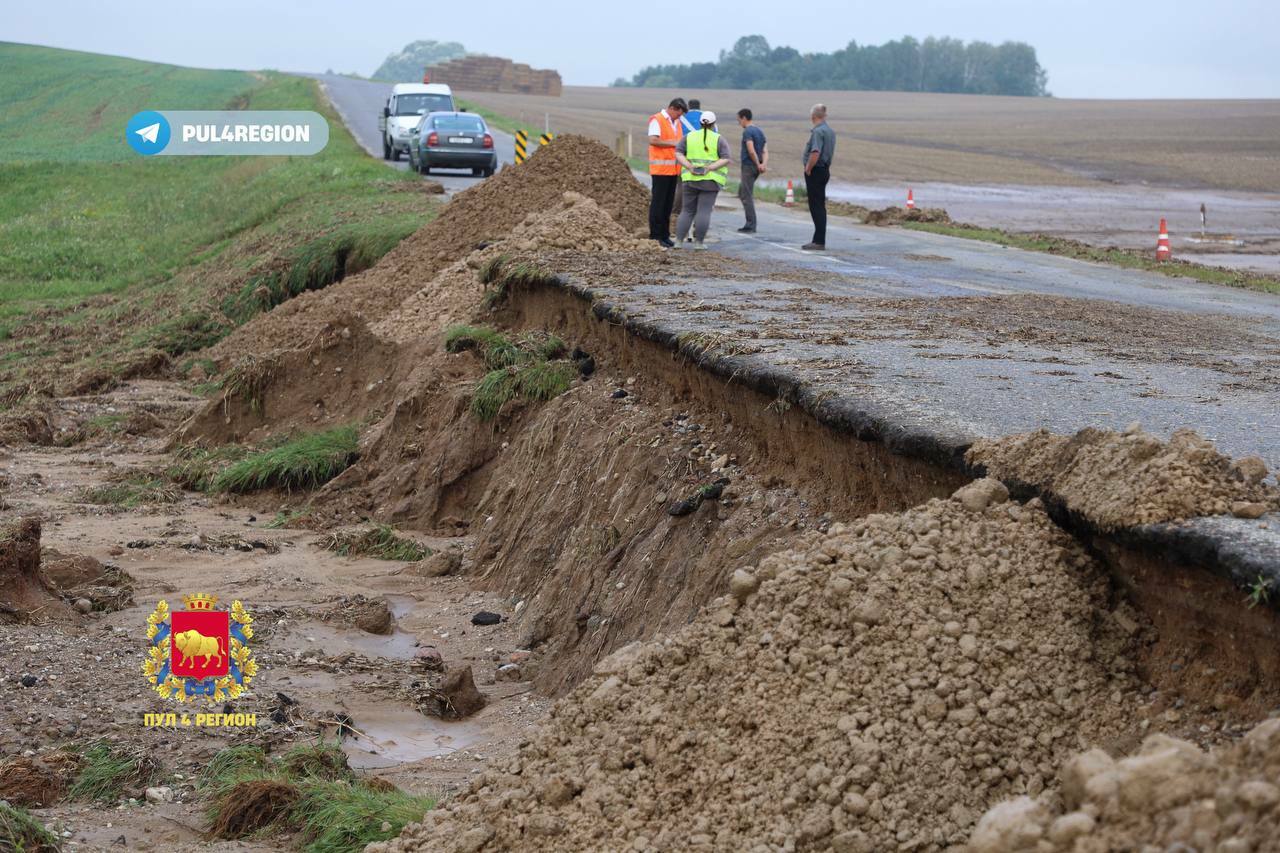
left=826, top=180, right=1280, bottom=269
left=341, top=700, right=487, bottom=770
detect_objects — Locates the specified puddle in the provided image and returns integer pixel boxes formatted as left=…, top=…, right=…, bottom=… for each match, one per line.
left=285, top=621, right=420, bottom=660
left=339, top=700, right=485, bottom=769
left=279, top=594, right=424, bottom=660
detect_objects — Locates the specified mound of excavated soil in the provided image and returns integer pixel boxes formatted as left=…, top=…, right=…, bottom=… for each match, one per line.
left=374, top=481, right=1184, bottom=852
left=208, top=136, right=648, bottom=363
left=372, top=192, right=660, bottom=344
left=862, top=205, right=952, bottom=226
left=967, top=425, right=1278, bottom=529
left=970, top=718, right=1280, bottom=851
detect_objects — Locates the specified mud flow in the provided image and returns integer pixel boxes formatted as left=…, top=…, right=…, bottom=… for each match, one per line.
left=3, top=136, right=1279, bottom=852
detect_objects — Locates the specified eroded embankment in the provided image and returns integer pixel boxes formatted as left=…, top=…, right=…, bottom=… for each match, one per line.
left=170, top=134, right=1280, bottom=850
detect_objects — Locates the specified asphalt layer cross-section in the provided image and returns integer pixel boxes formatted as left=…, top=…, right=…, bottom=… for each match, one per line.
left=612, top=196, right=1280, bottom=466
left=298, top=73, right=515, bottom=193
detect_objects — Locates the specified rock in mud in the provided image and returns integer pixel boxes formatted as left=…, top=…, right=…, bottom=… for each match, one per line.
left=354, top=598, right=395, bottom=635
left=420, top=664, right=487, bottom=719
left=471, top=611, right=502, bottom=626
left=409, top=550, right=461, bottom=577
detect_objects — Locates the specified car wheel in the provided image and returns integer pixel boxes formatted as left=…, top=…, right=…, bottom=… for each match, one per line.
left=471, top=167, right=483, bottom=176
left=483, top=167, right=495, bottom=177
left=391, top=146, right=401, bottom=162
left=421, top=165, right=430, bottom=175
left=382, top=137, right=390, bottom=160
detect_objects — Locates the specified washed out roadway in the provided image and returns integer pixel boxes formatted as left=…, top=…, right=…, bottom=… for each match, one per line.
left=625, top=199, right=1280, bottom=466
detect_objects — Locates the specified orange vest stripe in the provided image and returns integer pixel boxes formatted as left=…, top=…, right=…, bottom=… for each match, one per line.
left=648, top=111, right=682, bottom=176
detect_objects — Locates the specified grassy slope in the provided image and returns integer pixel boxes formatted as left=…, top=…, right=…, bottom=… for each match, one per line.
left=0, top=43, right=435, bottom=394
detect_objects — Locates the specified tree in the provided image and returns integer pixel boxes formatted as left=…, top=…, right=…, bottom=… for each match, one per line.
left=372, top=40, right=468, bottom=82
left=615, top=34, right=1050, bottom=97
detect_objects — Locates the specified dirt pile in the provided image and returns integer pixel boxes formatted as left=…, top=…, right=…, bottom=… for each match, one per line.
left=865, top=205, right=953, bottom=226
left=372, top=192, right=660, bottom=344
left=0, top=517, right=69, bottom=622
left=208, top=135, right=648, bottom=363
left=970, top=718, right=1280, bottom=851
left=374, top=482, right=1194, bottom=852
left=968, top=425, right=1279, bottom=529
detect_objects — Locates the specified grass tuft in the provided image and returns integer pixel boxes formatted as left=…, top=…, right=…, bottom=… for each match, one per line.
left=212, top=425, right=359, bottom=493
left=68, top=740, right=161, bottom=803
left=81, top=474, right=180, bottom=508
left=516, top=360, right=575, bottom=402
left=444, top=325, right=521, bottom=368
left=319, top=525, right=432, bottom=561
left=202, top=741, right=434, bottom=851
left=292, top=779, right=434, bottom=852
left=221, top=354, right=279, bottom=415
left=165, top=444, right=250, bottom=492
left=471, top=369, right=520, bottom=421
left=278, top=743, right=354, bottom=783
left=0, top=802, right=60, bottom=852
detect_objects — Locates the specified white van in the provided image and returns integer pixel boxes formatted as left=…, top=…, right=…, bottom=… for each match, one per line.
left=378, top=83, right=455, bottom=160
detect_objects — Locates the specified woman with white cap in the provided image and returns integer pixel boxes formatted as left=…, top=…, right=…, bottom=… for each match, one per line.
left=673, top=111, right=731, bottom=249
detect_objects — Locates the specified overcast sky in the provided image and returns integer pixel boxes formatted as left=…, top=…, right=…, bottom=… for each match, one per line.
left=4, top=0, right=1278, bottom=98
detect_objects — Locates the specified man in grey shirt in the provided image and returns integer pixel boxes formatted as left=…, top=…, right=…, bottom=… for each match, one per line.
left=802, top=103, right=836, bottom=250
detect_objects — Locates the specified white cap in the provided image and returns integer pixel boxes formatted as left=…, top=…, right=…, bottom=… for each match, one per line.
left=700, top=111, right=716, bottom=126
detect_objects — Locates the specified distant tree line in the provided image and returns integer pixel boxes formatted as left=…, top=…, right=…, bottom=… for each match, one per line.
left=613, top=35, right=1050, bottom=97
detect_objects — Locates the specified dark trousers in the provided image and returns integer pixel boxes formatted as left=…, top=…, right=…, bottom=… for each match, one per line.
left=649, top=174, right=679, bottom=240
left=804, top=164, right=830, bottom=245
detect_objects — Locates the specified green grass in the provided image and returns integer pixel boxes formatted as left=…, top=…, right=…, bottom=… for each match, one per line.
left=68, top=740, right=161, bottom=803
left=903, top=221, right=1280, bottom=295
left=447, top=324, right=575, bottom=420
left=81, top=474, right=181, bottom=507
left=0, top=801, right=60, bottom=853
left=319, top=524, right=432, bottom=561
left=0, top=44, right=435, bottom=397
left=202, top=741, right=434, bottom=851
left=212, top=425, right=359, bottom=493
left=165, top=444, right=251, bottom=492
left=292, top=779, right=434, bottom=852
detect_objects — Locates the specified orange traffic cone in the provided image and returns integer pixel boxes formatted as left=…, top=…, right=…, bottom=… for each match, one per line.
left=784, top=181, right=795, bottom=207
left=1156, top=218, right=1171, bottom=262
left=906, top=188, right=915, bottom=209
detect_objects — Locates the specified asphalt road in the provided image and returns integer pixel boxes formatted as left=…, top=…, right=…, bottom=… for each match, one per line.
left=619, top=195, right=1280, bottom=465
left=305, top=79, right=1279, bottom=467
left=300, top=73, right=515, bottom=192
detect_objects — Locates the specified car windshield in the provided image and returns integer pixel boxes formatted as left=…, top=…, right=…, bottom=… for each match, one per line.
left=432, top=116, right=486, bottom=133
left=394, top=94, right=452, bottom=116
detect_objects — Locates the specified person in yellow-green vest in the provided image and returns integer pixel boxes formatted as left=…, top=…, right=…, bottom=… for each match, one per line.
left=673, top=112, right=731, bottom=249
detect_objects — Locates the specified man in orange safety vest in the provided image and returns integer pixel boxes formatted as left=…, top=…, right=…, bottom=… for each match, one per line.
left=647, top=97, right=687, bottom=247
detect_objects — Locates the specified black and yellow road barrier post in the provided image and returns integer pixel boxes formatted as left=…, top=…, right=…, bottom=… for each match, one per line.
left=539, top=132, right=555, bottom=148
left=515, top=129, right=529, bottom=164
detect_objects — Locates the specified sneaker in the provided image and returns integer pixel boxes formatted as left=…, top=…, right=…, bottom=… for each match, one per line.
left=737, top=226, right=756, bottom=233
left=801, top=242, right=825, bottom=251
left=658, top=238, right=675, bottom=248
left=693, top=241, right=708, bottom=250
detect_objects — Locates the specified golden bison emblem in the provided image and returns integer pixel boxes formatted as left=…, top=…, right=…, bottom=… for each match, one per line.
left=172, top=629, right=226, bottom=669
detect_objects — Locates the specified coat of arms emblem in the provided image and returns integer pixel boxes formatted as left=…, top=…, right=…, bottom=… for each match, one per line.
left=141, top=593, right=258, bottom=703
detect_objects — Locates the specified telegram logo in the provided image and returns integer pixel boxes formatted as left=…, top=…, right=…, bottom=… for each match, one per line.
left=126, top=111, right=171, bottom=155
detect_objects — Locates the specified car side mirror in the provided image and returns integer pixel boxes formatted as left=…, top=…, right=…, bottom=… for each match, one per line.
left=383, top=106, right=390, bottom=118
left=410, top=127, right=419, bottom=134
